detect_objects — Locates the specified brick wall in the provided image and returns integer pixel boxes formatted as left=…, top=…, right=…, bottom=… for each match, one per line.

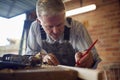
left=65, top=0, right=120, bottom=68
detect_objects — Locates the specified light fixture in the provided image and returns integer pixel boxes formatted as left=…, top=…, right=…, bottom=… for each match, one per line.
left=66, top=4, right=96, bottom=17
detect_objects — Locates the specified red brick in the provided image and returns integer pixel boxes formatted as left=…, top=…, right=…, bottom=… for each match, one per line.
left=67, top=0, right=120, bottom=63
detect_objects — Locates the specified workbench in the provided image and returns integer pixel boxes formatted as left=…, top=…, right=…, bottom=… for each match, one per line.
left=0, top=65, right=103, bottom=80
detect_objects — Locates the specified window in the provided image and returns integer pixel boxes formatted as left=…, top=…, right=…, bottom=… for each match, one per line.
left=0, top=14, right=26, bottom=56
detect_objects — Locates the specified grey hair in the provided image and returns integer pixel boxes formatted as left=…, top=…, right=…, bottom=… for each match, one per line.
left=36, top=0, right=65, bottom=18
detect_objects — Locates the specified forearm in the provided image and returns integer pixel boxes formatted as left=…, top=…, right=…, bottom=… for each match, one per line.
left=25, top=35, right=41, bottom=55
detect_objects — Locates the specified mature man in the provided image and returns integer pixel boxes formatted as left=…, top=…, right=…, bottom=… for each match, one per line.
left=26, top=0, right=101, bottom=68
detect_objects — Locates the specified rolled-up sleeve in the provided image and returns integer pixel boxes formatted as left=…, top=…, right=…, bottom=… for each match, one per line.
left=26, top=21, right=41, bottom=55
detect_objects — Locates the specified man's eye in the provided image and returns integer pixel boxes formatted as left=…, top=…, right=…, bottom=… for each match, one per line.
left=57, top=24, right=61, bottom=27
left=48, top=26, right=53, bottom=28
left=57, top=23, right=63, bottom=27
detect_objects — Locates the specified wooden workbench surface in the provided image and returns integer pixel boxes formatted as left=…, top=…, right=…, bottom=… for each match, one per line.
left=0, top=65, right=78, bottom=80
left=0, top=65, right=103, bottom=80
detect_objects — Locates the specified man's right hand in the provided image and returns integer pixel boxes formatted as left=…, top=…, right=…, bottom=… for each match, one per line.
left=43, top=53, right=60, bottom=66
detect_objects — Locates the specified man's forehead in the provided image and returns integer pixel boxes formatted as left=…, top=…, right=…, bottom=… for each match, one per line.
left=41, top=15, right=65, bottom=25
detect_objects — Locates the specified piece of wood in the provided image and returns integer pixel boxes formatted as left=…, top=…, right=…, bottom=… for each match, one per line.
left=58, top=65, right=103, bottom=80
left=0, top=66, right=78, bottom=80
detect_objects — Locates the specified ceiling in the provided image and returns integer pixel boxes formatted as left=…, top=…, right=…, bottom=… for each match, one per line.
left=0, top=0, right=71, bottom=19
left=0, top=0, right=37, bottom=18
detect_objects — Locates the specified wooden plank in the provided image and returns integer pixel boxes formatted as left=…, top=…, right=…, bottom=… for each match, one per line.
left=0, top=66, right=78, bottom=80
left=58, top=65, right=103, bottom=80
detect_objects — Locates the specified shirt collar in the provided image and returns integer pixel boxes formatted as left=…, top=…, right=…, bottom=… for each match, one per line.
left=46, top=33, right=64, bottom=44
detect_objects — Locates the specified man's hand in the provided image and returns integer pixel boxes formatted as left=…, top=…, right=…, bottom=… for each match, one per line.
left=29, top=53, right=42, bottom=66
left=43, top=53, right=60, bottom=66
left=75, top=51, right=94, bottom=68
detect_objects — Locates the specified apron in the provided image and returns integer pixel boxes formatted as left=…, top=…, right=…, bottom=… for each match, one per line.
left=38, top=18, right=75, bottom=66
left=42, top=40, right=75, bottom=66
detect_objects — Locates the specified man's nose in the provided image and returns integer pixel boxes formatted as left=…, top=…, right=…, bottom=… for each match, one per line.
left=52, top=26, right=59, bottom=33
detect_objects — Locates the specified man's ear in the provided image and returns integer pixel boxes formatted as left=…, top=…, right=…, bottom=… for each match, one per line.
left=36, top=18, right=41, bottom=24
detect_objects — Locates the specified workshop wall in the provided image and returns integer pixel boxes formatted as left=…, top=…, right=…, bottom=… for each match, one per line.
left=65, top=0, right=120, bottom=68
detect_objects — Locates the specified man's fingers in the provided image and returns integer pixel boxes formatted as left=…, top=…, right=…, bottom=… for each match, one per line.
left=48, top=54, right=59, bottom=65
left=75, top=52, right=82, bottom=62
left=76, top=52, right=94, bottom=68
left=75, top=53, right=88, bottom=67
left=43, top=53, right=59, bottom=65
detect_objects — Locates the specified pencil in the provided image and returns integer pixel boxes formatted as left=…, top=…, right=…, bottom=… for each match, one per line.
left=82, top=39, right=98, bottom=57
left=76, top=39, right=98, bottom=65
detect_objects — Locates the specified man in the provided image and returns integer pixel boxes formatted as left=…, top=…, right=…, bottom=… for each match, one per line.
left=26, top=0, right=101, bottom=68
